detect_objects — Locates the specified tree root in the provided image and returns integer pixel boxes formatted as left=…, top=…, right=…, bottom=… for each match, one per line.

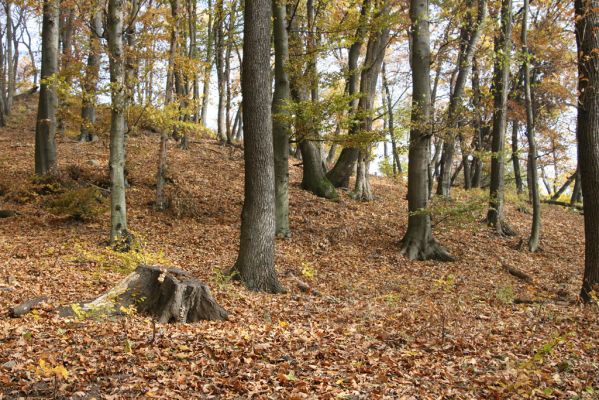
left=400, top=236, right=455, bottom=262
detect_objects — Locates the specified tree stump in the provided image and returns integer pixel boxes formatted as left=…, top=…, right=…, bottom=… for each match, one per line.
left=66, top=265, right=228, bottom=323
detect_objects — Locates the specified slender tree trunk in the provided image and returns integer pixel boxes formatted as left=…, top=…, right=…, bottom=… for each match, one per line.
left=325, top=0, right=371, bottom=188
left=511, top=120, right=524, bottom=194
left=382, top=63, right=401, bottom=175
left=551, top=171, right=577, bottom=201
left=107, top=0, right=129, bottom=243
left=470, top=58, right=484, bottom=188
left=5, top=2, right=14, bottom=115
left=34, top=0, right=59, bottom=176
left=400, top=0, right=452, bottom=261
left=522, top=0, right=540, bottom=252
left=200, top=0, right=214, bottom=126
left=79, top=6, right=102, bottom=142
left=231, top=0, right=283, bottom=293
left=350, top=12, right=390, bottom=201
left=272, top=0, right=291, bottom=237
left=224, top=1, right=237, bottom=144
left=575, top=0, right=599, bottom=302
left=288, top=3, right=337, bottom=200
left=436, top=0, right=486, bottom=197
left=487, top=0, right=515, bottom=236
left=188, top=0, right=200, bottom=123
left=215, top=0, right=226, bottom=143
left=155, top=131, right=168, bottom=210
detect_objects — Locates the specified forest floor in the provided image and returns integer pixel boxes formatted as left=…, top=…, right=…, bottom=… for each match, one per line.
left=0, top=96, right=597, bottom=399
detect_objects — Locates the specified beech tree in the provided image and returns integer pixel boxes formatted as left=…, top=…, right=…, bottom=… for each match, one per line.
left=521, top=0, right=540, bottom=252
left=230, top=0, right=283, bottom=293
left=400, top=0, right=452, bottom=261
left=486, top=0, right=515, bottom=236
left=34, top=0, right=59, bottom=176
left=575, top=0, right=599, bottom=302
left=272, top=0, right=291, bottom=237
left=79, top=5, right=103, bottom=142
left=107, top=0, right=129, bottom=243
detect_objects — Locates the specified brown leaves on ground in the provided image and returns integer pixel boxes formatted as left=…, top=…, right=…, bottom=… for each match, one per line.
left=0, top=100, right=597, bottom=399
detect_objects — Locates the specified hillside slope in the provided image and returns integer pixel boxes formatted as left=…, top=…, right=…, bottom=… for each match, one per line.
left=0, top=97, right=597, bottom=399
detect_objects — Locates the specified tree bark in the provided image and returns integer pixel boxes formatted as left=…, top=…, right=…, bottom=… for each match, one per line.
left=574, top=0, right=599, bottom=302
left=34, top=0, right=59, bottom=176
left=200, top=0, right=214, bottom=126
left=107, top=0, right=129, bottom=243
left=215, top=0, right=227, bottom=143
left=325, top=0, right=371, bottom=188
left=382, top=63, right=401, bottom=175
left=511, top=120, right=524, bottom=194
left=522, top=0, right=540, bottom=252
left=79, top=6, right=103, bottom=142
left=230, top=0, right=283, bottom=293
left=400, top=0, right=452, bottom=261
left=486, top=0, right=515, bottom=236
left=436, top=0, right=487, bottom=197
left=272, top=0, right=291, bottom=237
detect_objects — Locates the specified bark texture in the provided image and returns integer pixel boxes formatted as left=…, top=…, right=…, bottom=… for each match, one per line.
left=486, top=0, right=515, bottom=236
left=400, top=0, right=452, bottom=261
left=107, top=0, right=129, bottom=243
left=231, top=0, right=283, bottom=293
left=79, top=6, right=102, bottom=142
left=34, top=0, right=59, bottom=176
left=272, top=0, right=291, bottom=236
left=575, top=0, right=599, bottom=302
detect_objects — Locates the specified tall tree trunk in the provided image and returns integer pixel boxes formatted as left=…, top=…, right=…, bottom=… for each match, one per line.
left=272, top=0, right=291, bottom=237
left=470, top=57, right=484, bottom=188
left=79, top=6, right=103, bottom=142
left=231, top=0, right=283, bottom=293
left=350, top=11, right=390, bottom=201
left=436, top=0, right=487, bottom=197
left=107, top=0, right=129, bottom=243
left=200, top=0, right=214, bottom=126
left=400, top=0, right=452, bottom=261
left=575, top=0, right=599, bottom=302
left=215, top=0, right=226, bottom=143
left=224, top=1, right=237, bottom=144
left=522, top=0, right=540, bottom=252
left=288, top=2, right=337, bottom=200
left=188, top=0, right=200, bottom=123
left=325, top=0, right=371, bottom=188
left=34, top=0, right=59, bottom=176
left=511, top=120, right=524, bottom=194
left=4, top=2, right=14, bottom=115
left=155, top=131, right=168, bottom=210
left=486, top=0, right=515, bottom=236
left=550, top=170, right=577, bottom=201
left=382, top=63, right=401, bottom=175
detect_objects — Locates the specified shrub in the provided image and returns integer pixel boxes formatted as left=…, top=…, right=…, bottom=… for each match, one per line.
left=45, top=187, right=106, bottom=221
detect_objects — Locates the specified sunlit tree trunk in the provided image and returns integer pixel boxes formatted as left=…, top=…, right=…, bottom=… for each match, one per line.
left=107, top=0, right=129, bottom=243
left=200, top=0, right=214, bottom=126
left=34, top=0, right=59, bottom=176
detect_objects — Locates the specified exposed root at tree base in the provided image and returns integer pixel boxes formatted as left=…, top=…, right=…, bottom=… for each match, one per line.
left=400, top=237, right=455, bottom=262
left=227, top=266, right=287, bottom=294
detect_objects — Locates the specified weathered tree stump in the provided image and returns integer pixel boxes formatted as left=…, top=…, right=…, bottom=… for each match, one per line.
left=66, top=265, right=228, bottom=323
